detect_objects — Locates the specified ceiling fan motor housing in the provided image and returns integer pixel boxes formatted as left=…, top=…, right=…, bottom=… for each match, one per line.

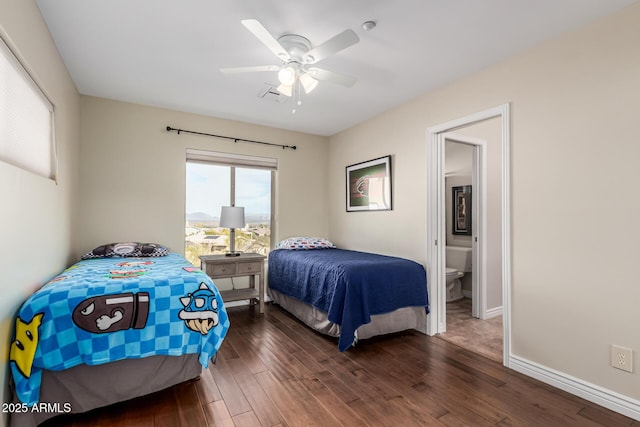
left=277, top=34, right=313, bottom=63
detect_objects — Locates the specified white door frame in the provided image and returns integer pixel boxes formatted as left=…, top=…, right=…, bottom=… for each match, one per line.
left=442, top=133, right=486, bottom=320
left=426, top=103, right=511, bottom=367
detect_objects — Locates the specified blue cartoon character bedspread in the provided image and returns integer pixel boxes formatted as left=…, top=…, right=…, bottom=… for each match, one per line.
left=9, top=253, right=230, bottom=406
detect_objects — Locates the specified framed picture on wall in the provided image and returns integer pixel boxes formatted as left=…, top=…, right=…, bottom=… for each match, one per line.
left=452, top=185, right=472, bottom=235
left=346, top=155, right=392, bottom=212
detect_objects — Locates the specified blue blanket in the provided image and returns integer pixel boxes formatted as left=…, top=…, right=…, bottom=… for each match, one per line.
left=10, top=253, right=229, bottom=406
left=268, top=249, right=429, bottom=351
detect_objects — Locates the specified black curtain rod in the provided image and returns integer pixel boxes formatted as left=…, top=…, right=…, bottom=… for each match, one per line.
left=166, top=126, right=297, bottom=150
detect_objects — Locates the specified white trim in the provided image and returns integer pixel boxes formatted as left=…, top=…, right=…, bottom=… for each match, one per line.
left=484, top=305, right=502, bottom=319
left=458, top=292, right=503, bottom=318
left=186, top=148, right=277, bottom=170
left=426, top=103, right=511, bottom=369
left=425, top=132, right=444, bottom=335
left=500, top=104, right=512, bottom=368
left=510, top=355, right=640, bottom=421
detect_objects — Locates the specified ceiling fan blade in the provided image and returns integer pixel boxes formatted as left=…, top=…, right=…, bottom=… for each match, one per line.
left=304, top=29, right=359, bottom=64
left=220, top=65, right=280, bottom=74
left=307, top=67, right=357, bottom=87
left=241, top=19, right=290, bottom=61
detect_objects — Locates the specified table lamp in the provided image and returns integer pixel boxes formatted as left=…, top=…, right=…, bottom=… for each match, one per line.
left=220, top=206, right=245, bottom=256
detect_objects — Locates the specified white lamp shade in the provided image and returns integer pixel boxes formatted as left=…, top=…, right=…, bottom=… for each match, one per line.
left=299, top=72, right=318, bottom=94
left=278, top=66, right=296, bottom=86
left=220, top=206, right=245, bottom=229
left=277, top=83, right=293, bottom=97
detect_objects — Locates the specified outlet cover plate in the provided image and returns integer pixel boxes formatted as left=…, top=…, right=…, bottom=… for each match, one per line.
left=611, top=345, right=634, bottom=373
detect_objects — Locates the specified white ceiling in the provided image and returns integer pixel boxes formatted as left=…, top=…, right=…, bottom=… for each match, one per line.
left=36, top=0, right=636, bottom=136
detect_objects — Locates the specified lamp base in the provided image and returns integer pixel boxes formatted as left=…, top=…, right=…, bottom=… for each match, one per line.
left=225, top=251, right=242, bottom=257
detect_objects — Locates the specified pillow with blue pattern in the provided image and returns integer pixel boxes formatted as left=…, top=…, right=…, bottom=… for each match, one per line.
left=275, top=237, right=336, bottom=250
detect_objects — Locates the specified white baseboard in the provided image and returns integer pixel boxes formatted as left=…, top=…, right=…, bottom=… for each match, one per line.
left=460, top=290, right=502, bottom=320
left=484, top=305, right=502, bottom=319
left=509, top=355, right=640, bottom=421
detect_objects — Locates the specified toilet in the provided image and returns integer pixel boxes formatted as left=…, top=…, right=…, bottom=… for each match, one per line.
left=445, top=268, right=465, bottom=302
left=445, top=246, right=472, bottom=302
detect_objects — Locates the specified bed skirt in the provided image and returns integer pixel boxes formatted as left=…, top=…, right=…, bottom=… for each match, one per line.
left=9, top=354, right=201, bottom=427
left=269, top=288, right=427, bottom=342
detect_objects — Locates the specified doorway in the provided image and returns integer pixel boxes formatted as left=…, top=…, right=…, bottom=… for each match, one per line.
left=442, top=132, right=506, bottom=363
left=426, top=104, right=511, bottom=367
left=443, top=134, right=484, bottom=320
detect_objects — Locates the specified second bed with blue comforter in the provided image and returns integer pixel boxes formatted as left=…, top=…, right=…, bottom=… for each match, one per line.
left=10, top=253, right=229, bottom=406
left=268, top=248, right=429, bottom=351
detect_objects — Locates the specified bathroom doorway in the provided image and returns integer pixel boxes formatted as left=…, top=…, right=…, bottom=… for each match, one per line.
left=442, top=133, right=504, bottom=363
left=426, top=104, right=511, bottom=367
left=444, top=135, right=482, bottom=319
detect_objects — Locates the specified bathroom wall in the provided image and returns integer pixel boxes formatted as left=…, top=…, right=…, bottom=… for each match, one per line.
left=445, top=142, right=473, bottom=248
left=445, top=142, right=473, bottom=294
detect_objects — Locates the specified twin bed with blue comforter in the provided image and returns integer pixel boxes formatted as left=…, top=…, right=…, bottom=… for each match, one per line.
left=9, top=250, right=229, bottom=427
left=268, top=243, right=429, bottom=350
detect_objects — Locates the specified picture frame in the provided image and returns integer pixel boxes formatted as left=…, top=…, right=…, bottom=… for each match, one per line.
left=346, top=155, right=392, bottom=212
left=452, top=185, right=472, bottom=235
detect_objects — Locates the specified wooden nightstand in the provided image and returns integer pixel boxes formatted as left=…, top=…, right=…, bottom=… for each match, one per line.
left=199, top=253, right=266, bottom=314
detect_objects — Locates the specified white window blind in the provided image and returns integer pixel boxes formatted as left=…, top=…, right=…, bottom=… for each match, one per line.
left=0, top=36, right=55, bottom=180
left=186, top=148, right=277, bottom=171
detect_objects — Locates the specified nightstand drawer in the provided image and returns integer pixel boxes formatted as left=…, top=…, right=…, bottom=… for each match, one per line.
left=208, top=263, right=237, bottom=276
left=198, top=253, right=267, bottom=314
left=238, top=261, right=261, bottom=274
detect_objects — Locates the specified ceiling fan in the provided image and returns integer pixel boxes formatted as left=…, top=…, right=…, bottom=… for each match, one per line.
left=220, top=19, right=360, bottom=100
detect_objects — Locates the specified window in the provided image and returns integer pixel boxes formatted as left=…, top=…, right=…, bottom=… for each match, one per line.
left=0, top=36, right=55, bottom=180
left=185, top=149, right=276, bottom=267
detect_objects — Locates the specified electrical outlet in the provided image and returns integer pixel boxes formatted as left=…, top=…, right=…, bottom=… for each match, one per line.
left=611, top=345, right=634, bottom=373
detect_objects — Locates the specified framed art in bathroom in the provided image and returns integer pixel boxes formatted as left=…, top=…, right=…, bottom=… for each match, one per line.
left=452, top=185, right=472, bottom=235
left=346, top=155, right=392, bottom=212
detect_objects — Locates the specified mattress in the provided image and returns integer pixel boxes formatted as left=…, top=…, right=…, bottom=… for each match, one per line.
left=9, top=354, right=201, bottom=427
left=269, top=288, right=427, bottom=340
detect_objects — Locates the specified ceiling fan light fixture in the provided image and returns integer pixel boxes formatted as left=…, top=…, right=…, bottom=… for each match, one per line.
left=278, top=66, right=296, bottom=86
left=226, top=19, right=360, bottom=112
left=276, top=83, right=293, bottom=97
left=299, top=72, right=318, bottom=94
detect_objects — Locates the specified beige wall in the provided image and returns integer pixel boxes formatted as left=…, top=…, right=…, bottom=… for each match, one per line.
left=330, top=1, right=640, bottom=404
left=78, top=96, right=329, bottom=255
left=0, top=0, right=80, bottom=424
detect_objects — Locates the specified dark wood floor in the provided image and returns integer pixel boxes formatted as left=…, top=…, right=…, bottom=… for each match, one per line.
left=44, top=303, right=637, bottom=426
